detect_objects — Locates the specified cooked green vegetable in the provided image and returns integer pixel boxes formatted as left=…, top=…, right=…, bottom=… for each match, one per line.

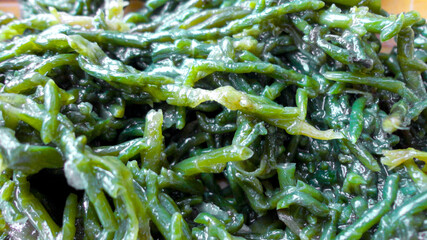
left=0, top=0, right=426, bottom=239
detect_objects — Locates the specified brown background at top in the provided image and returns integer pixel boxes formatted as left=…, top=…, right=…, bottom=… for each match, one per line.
left=383, top=0, right=427, bottom=16
left=0, top=0, right=20, bottom=17
left=0, top=0, right=426, bottom=22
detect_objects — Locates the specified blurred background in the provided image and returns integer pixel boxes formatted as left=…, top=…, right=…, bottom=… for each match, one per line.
left=0, top=0, right=426, bottom=18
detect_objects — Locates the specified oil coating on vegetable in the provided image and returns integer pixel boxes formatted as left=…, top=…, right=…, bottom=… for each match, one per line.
left=0, top=0, right=426, bottom=239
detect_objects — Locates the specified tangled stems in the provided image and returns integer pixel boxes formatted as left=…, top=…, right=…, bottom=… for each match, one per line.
left=0, top=0, right=426, bottom=239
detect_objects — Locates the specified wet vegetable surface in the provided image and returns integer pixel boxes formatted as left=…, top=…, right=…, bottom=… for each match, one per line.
left=0, top=0, right=426, bottom=239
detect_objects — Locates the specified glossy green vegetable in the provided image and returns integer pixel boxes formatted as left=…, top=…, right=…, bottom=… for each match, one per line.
left=0, top=0, right=426, bottom=239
